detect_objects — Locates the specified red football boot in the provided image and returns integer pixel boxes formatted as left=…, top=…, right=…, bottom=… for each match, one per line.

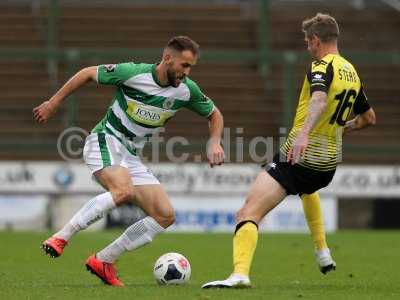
left=42, top=236, right=68, bottom=258
left=85, top=254, right=124, bottom=287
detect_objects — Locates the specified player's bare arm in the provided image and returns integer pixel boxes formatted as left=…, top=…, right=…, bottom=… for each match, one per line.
left=288, top=90, right=328, bottom=164
left=207, top=107, right=225, bottom=167
left=344, top=107, right=376, bottom=134
left=33, top=66, right=97, bottom=123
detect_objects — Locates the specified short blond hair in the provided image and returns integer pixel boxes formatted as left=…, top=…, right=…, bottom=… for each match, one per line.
left=302, top=13, right=339, bottom=42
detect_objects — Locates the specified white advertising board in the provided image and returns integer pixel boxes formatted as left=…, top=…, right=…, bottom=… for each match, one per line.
left=0, top=162, right=399, bottom=197
left=0, top=195, right=49, bottom=230
left=321, top=166, right=400, bottom=197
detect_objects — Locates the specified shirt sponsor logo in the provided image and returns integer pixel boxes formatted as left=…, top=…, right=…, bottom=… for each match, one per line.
left=126, top=102, right=174, bottom=126
left=136, top=108, right=161, bottom=121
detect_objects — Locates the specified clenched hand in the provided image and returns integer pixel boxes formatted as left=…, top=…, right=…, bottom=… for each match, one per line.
left=33, top=100, right=59, bottom=123
left=207, top=142, right=225, bottom=168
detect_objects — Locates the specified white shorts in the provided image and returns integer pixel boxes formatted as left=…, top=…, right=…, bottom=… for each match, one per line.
left=83, top=133, right=160, bottom=186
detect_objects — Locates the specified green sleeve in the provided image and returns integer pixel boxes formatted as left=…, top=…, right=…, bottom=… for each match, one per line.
left=185, top=79, right=215, bottom=117
left=97, top=62, right=136, bottom=86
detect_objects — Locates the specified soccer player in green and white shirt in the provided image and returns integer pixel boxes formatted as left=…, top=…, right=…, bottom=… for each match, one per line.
left=34, top=36, right=225, bottom=287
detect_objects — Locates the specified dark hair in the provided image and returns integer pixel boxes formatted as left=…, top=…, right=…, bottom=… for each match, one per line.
left=302, top=13, right=339, bottom=42
left=166, top=36, right=200, bottom=56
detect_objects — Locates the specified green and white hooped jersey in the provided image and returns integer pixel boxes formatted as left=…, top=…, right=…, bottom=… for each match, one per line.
left=92, top=62, right=215, bottom=154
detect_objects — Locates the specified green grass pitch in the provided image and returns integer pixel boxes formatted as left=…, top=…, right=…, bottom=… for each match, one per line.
left=1, top=230, right=399, bottom=300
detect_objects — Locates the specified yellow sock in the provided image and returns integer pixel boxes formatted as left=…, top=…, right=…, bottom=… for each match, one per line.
left=301, top=192, right=328, bottom=251
left=233, top=221, right=258, bottom=277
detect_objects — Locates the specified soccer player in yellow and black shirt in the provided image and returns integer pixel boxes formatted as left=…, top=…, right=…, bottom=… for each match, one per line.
left=202, top=13, right=376, bottom=288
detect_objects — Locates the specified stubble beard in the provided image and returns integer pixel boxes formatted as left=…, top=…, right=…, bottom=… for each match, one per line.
left=167, top=68, right=179, bottom=87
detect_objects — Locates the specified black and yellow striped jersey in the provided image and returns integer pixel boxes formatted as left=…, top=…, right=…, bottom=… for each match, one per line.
left=281, top=53, right=371, bottom=171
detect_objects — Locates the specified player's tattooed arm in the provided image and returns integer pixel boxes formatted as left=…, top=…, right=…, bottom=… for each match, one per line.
left=301, top=91, right=328, bottom=135
left=33, top=66, right=97, bottom=123
left=344, top=107, right=376, bottom=134
left=287, top=91, right=327, bottom=164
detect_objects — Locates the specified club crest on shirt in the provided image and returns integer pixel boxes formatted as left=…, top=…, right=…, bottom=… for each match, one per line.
left=163, top=98, right=175, bottom=109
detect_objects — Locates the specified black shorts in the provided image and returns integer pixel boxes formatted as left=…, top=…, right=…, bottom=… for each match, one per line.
left=265, top=153, right=336, bottom=196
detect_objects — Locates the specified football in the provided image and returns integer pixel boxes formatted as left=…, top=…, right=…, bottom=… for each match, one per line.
left=153, top=252, right=191, bottom=285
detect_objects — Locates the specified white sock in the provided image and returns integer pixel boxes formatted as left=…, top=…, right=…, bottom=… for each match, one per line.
left=54, top=192, right=116, bottom=241
left=97, top=216, right=165, bottom=263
